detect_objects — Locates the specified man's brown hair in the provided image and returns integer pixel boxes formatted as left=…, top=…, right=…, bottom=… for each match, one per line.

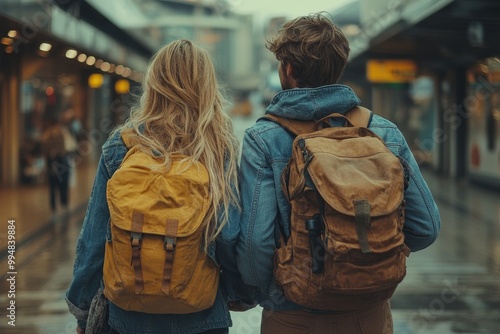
left=267, top=12, right=350, bottom=87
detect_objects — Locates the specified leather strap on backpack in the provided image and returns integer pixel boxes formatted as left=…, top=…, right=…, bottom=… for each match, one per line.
left=131, top=210, right=145, bottom=294
left=264, top=114, right=315, bottom=136
left=263, top=106, right=373, bottom=136
left=344, top=106, right=373, bottom=128
left=353, top=199, right=373, bottom=254
left=161, top=219, right=179, bottom=294
left=130, top=212, right=180, bottom=295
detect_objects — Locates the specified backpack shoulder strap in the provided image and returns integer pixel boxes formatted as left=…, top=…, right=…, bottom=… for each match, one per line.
left=117, top=130, right=143, bottom=170
left=121, top=129, right=142, bottom=149
left=263, top=106, right=373, bottom=135
left=344, top=106, right=373, bottom=128
left=120, top=130, right=133, bottom=149
left=263, top=114, right=316, bottom=136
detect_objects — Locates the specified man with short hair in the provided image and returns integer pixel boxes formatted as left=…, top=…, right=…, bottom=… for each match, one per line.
left=236, top=12, right=441, bottom=333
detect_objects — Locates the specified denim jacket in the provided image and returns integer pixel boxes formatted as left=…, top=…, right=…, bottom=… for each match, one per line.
left=66, top=131, right=247, bottom=334
left=236, top=84, right=441, bottom=311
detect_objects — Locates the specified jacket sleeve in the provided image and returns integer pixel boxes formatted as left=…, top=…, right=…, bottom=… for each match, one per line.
left=398, top=134, right=441, bottom=252
left=65, top=155, right=111, bottom=328
left=236, top=130, right=278, bottom=293
left=216, top=196, right=256, bottom=303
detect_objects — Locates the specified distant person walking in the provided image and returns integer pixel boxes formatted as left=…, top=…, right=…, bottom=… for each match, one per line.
left=41, top=117, right=71, bottom=213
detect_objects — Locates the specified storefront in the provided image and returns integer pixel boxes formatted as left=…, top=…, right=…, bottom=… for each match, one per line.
left=467, top=57, right=500, bottom=187
left=0, top=1, right=149, bottom=186
left=347, top=0, right=500, bottom=183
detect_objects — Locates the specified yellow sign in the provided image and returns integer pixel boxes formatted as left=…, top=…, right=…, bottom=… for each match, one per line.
left=367, top=60, right=417, bottom=83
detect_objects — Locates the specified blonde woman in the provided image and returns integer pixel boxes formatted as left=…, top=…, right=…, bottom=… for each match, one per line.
left=66, top=40, right=250, bottom=334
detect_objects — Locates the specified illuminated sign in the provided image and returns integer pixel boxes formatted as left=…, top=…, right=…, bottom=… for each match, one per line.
left=367, top=60, right=417, bottom=83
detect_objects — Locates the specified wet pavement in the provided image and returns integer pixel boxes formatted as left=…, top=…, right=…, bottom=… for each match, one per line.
left=1, top=113, right=500, bottom=333
left=0, top=211, right=84, bottom=334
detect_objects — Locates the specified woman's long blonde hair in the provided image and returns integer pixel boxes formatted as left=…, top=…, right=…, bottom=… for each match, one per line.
left=114, top=39, right=239, bottom=247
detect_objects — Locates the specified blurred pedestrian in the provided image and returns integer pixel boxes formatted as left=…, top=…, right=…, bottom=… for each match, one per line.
left=65, top=108, right=84, bottom=141
left=236, top=12, right=441, bottom=334
left=41, top=116, right=71, bottom=213
left=61, top=108, right=81, bottom=157
left=65, top=39, right=251, bottom=334
left=61, top=108, right=81, bottom=187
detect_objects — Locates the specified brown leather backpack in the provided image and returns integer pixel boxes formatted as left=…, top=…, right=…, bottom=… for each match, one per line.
left=265, top=107, right=410, bottom=311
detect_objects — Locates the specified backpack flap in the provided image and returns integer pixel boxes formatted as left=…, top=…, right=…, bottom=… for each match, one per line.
left=107, top=149, right=210, bottom=237
left=292, top=127, right=405, bottom=254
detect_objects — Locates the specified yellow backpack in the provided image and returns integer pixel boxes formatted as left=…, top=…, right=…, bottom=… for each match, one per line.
left=103, top=133, right=219, bottom=314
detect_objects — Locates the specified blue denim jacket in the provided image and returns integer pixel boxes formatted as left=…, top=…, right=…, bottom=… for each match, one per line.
left=236, top=84, right=441, bottom=311
left=66, top=131, right=247, bottom=334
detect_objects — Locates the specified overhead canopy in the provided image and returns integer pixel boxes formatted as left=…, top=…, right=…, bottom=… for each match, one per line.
left=350, top=0, right=500, bottom=67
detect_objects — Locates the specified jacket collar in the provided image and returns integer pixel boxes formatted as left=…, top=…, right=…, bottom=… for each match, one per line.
left=266, top=84, right=361, bottom=121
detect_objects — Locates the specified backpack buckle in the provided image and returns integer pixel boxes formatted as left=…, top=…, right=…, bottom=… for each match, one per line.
left=164, top=236, right=177, bottom=253
left=131, top=232, right=142, bottom=249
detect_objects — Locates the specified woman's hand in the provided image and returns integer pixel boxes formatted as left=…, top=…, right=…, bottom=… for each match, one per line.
left=228, top=300, right=257, bottom=312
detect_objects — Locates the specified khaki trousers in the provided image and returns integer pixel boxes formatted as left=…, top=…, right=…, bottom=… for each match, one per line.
left=261, top=301, right=393, bottom=334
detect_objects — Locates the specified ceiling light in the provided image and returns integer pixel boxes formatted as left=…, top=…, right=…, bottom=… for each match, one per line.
left=65, top=49, right=78, bottom=59
left=122, top=67, right=132, bottom=77
left=88, top=74, right=104, bottom=88
left=77, top=54, right=87, bottom=62
left=1, top=37, right=12, bottom=45
left=100, top=62, right=111, bottom=72
left=115, top=65, right=124, bottom=75
left=39, top=43, right=52, bottom=52
left=86, top=56, right=96, bottom=66
left=115, top=79, right=130, bottom=94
